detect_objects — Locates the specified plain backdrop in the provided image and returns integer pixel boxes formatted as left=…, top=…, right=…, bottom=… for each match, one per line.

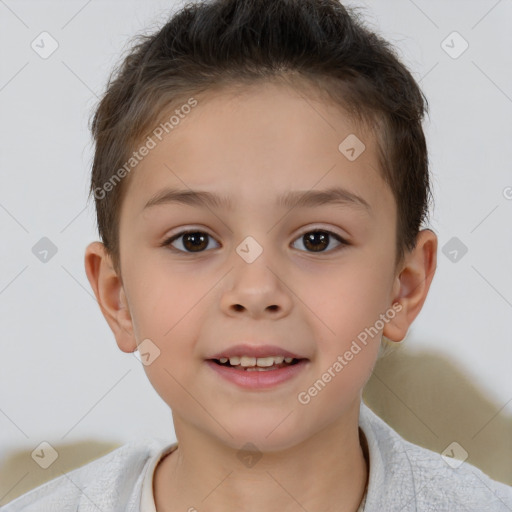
left=1, top=0, right=511, bottom=497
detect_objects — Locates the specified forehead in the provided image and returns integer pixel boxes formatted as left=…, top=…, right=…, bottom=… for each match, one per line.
left=121, top=81, right=394, bottom=220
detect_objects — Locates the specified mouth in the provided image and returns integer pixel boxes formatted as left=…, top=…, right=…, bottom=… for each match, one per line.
left=205, top=355, right=309, bottom=389
left=208, top=356, right=305, bottom=372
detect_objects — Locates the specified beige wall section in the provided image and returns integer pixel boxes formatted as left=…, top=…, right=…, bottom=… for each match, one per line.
left=363, top=344, right=512, bottom=486
left=0, top=441, right=121, bottom=507
left=1, top=344, right=511, bottom=506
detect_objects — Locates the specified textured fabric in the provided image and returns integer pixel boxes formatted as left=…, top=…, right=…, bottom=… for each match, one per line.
left=361, top=405, right=512, bottom=511
left=0, top=437, right=164, bottom=512
left=2, top=402, right=511, bottom=511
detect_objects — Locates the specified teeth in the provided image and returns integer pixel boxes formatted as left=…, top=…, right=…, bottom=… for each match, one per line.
left=253, top=357, right=276, bottom=367
left=240, top=356, right=256, bottom=367
left=222, top=355, right=296, bottom=367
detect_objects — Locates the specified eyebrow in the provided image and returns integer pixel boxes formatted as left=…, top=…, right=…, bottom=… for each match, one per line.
left=143, top=186, right=371, bottom=213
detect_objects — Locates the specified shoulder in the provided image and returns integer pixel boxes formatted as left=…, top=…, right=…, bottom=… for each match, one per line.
left=398, top=435, right=512, bottom=511
left=359, top=402, right=512, bottom=511
left=0, top=437, right=170, bottom=512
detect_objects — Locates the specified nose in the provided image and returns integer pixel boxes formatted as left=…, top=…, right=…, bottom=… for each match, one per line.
left=220, top=253, right=293, bottom=319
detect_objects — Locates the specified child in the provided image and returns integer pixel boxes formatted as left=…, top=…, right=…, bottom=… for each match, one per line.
left=3, top=0, right=511, bottom=510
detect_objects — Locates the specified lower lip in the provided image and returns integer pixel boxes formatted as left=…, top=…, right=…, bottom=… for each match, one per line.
left=205, top=359, right=309, bottom=389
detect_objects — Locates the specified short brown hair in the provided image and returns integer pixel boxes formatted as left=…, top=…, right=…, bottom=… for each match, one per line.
left=88, top=0, right=432, bottom=275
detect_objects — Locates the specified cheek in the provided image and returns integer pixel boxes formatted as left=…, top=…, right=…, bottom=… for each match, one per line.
left=142, top=359, right=196, bottom=423
left=315, top=262, right=391, bottom=332
left=126, top=262, right=208, bottom=339
left=306, top=259, right=391, bottom=377
left=125, top=271, right=206, bottom=407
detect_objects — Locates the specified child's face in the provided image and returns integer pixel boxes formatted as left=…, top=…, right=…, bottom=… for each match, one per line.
left=89, top=81, right=416, bottom=450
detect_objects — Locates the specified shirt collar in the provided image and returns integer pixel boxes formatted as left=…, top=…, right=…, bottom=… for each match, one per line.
left=359, top=400, right=417, bottom=511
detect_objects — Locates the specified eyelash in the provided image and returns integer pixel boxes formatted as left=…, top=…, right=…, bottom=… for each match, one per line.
left=161, top=227, right=349, bottom=254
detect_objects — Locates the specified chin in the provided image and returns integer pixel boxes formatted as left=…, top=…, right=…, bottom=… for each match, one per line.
left=214, top=414, right=309, bottom=453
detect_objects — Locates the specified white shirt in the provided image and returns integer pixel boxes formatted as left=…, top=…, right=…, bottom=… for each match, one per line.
left=2, top=401, right=511, bottom=511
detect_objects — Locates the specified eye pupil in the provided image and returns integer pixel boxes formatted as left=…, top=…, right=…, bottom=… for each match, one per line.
left=183, top=232, right=208, bottom=252
left=303, top=231, right=329, bottom=252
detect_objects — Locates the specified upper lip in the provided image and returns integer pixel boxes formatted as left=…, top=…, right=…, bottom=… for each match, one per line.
left=208, top=344, right=308, bottom=360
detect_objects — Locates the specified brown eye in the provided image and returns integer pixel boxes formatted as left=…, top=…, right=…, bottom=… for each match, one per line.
left=163, top=231, right=220, bottom=253
left=292, top=230, right=346, bottom=253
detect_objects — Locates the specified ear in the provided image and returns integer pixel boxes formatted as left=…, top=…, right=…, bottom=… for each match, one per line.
left=84, top=241, right=137, bottom=353
left=383, top=229, right=437, bottom=342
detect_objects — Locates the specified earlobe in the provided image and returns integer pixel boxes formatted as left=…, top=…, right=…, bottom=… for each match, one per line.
left=383, top=229, right=438, bottom=342
left=84, top=241, right=138, bottom=353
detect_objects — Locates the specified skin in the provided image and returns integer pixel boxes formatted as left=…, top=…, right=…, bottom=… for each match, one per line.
left=85, top=80, right=437, bottom=512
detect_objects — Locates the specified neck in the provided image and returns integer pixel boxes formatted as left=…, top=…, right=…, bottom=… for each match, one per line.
left=154, top=401, right=369, bottom=512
